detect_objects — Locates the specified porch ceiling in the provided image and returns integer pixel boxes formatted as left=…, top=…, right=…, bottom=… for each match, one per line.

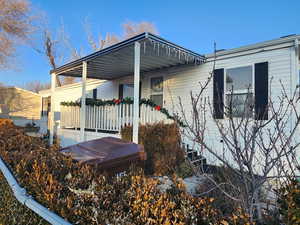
left=50, top=33, right=206, bottom=80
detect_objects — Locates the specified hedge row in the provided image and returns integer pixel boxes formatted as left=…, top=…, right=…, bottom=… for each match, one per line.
left=278, top=179, right=300, bottom=225
left=0, top=120, right=252, bottom=224
left=0, top=173, right=48, bottom=225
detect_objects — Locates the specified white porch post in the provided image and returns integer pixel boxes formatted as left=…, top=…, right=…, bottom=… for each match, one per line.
left=80, top=61, right=87, bottom=142
left=133, top=41, right=140, bottom=143
left=49, top=72, right=56, bottom=145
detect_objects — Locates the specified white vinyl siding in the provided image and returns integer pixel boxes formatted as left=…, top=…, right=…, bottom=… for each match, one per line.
left=51, top=43, right=296, bottom=163
left=155, top=46, right=293, bottom=164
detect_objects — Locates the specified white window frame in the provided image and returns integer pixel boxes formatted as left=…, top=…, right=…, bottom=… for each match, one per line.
left=149, top=75, right=164, bottom=106
left=224, top=64, right=255, bottom=118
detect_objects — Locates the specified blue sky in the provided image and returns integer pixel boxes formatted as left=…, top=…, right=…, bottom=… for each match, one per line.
left=1, top=0, right=300, bottom=86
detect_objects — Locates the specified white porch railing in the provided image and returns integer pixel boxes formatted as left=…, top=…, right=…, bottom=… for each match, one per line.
left=60, top=104, right=173, bottom=132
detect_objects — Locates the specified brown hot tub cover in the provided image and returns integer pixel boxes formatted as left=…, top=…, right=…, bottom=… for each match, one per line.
left=60, top=137, right=146, bottom=173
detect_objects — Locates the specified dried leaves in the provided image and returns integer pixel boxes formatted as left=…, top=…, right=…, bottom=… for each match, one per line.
left=0, top=121, right=252, bottom=224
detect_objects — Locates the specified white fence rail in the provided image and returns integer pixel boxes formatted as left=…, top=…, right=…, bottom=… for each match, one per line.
left=60, top=104, right=172, bottom=132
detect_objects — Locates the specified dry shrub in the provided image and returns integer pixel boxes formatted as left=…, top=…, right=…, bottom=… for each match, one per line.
left=0, top=118, right=13, bottom=127
left=278, top=178, right=300, bottom=225
left=126, top=174, right=252, bottom=225
left=0, top=123, right=99, bottom=223
left=0, top=173, right=48, bottom=224
left=121, top=123, right=185, bottom=175
left=198, top=166, right=245, bottom=216
left=0, top=123, right=252, bottom=224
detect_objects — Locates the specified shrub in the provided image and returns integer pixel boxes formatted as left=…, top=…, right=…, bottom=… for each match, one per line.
left=278, top=179, right=300, bottom=225
left=176, top=161, right=194, bottom=178
left=0, top=173, right=48, bottom=225
left=126, top=173, right=252, bottom=225
left=0, top=118, right=13, bottom=127
left=197, top=166, right=245, bottom=216
left=0, top=122, right=253, bottom=224
left=121, top=123, right=185, bottom=175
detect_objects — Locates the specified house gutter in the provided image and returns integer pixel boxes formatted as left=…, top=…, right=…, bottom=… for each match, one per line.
left=0, top=156, right=72, bottom=225
left=205, top=34, right=300, bottom=59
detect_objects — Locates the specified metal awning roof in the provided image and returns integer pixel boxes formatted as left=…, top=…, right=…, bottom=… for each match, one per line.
left=50, top=32, right=205, bottom=80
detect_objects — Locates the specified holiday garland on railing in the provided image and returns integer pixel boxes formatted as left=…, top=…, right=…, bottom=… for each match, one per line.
left=60, top=97, right=186, bottom=127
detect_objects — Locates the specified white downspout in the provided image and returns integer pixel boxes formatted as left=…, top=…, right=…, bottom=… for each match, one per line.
left=0, top=157, right=72, bottom=225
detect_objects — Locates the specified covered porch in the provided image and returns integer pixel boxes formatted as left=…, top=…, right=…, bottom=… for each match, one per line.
left=50, top=33, right=205, bottom=144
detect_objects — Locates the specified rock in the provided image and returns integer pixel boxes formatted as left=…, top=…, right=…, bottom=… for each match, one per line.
left=183, top=175, right=207, bottom=195
left=155, top=175, right=207, bottom=196
left=157, top=176, right=173, bottom=192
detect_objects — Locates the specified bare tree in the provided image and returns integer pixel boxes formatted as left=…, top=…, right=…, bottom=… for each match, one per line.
left=39, top=20, right=159, bottom=85
left=84, top=19, right=119, bottom=52
left=59, top=23, right=82, bottom=61
left=0, top=0, right=34, bottom=69
left=84, top=19, right=158, bottom=51
left=39, top=29, right=65, bottom=86
left=23, top=80, right=50, bottom=93
left=177, top=65, right=300, bottom=222
left=122, top=21, right=158, bottom=39
left=43, top=30, right=57, bottom=69
left=39, top=27, right=78, bottom=86
left=39, top=24, right=83, bottom=85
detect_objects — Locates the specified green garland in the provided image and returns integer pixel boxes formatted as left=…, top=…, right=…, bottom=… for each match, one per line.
left=60, top=97, right=186, bottom=127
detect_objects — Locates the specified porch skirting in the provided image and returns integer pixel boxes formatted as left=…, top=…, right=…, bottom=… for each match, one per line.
left=57, top=128, right=121, bottom=148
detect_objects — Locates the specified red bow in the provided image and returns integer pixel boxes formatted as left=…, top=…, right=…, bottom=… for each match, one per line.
left=154, top=105, right=161, bottom=111
left=114, top=99, right=121, bottom=104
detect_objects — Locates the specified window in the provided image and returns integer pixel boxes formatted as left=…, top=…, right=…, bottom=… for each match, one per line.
left=92, top=88, right=97, bottom=99
left=150, top=76, right=163, bottom=106
left=225, top=66, right=253, bottom=117
left=41, top=97, right=51, bottom=117
left=123, top=84, right=134, bottom=99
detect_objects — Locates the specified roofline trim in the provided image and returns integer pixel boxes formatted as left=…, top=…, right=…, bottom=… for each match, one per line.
left=205, top=35, right=300, bottom=58
left=51, top=32, right=205, bottom=75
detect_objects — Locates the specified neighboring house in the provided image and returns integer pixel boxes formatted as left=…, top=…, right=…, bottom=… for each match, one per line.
left=47, top=33, right=300, bottom=164
left=0, top=87, right=40, bottom=124
left=0, top=86, right=50, bottom=133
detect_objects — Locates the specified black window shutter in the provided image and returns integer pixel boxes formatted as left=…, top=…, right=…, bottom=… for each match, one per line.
left=139, top=82, right=142, bottom=100
left=118, top=84, right=124, bottom=99
left=92, top=88, right=97, bottom=99
left=213, top=68, right=224, bottom=119
left=255, top=62, right=268, bottom=120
